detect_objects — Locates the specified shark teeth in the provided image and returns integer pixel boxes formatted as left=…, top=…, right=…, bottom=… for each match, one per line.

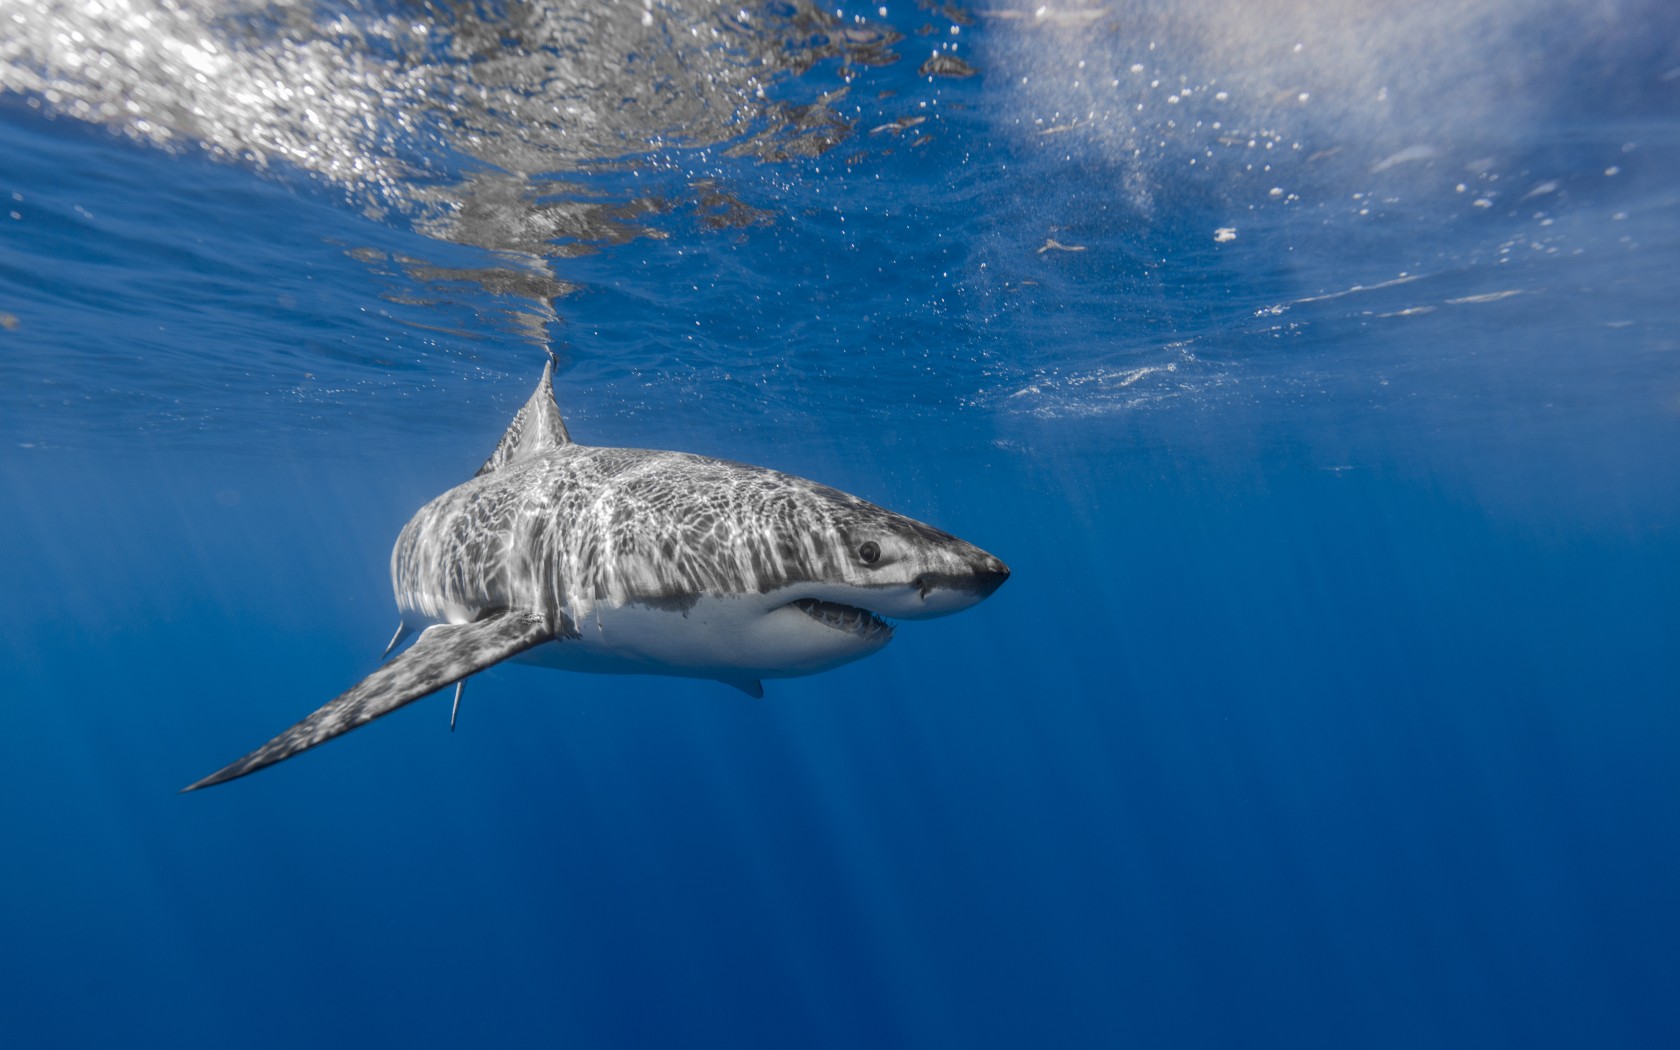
left=788, top=598, right=893, bottom=641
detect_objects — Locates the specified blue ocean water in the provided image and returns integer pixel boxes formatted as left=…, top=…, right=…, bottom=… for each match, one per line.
left=3, top=2, right=1678, bottom=1046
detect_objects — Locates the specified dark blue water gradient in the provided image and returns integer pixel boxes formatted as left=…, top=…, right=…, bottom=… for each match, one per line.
left=3, top=415, right=1677, bottom=1047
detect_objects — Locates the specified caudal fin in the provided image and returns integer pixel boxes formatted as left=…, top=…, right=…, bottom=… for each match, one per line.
left=183, top=611, right=550, bottom=791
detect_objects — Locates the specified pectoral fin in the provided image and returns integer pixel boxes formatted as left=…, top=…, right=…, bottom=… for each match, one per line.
left=184, top=611, right=550, bottom=791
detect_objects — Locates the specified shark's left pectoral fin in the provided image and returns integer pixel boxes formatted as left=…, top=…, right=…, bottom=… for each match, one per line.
left=183, top=612, right=550, bottom=792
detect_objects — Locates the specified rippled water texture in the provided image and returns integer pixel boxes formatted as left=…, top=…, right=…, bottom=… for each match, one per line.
left=4, top=0, right=1675, bottom=446
left=2, top=2, right=901, bottom=277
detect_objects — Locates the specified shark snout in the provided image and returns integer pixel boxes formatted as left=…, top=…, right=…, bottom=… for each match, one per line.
left=908, top=552, right=1010, bottom=616
left=973, top=554, right=1011, bottom=598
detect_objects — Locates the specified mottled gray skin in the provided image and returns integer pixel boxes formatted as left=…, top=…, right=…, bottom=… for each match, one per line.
left=395, top=443, right=991, bottom=627
left=185, top=362, right=1008, bottom=791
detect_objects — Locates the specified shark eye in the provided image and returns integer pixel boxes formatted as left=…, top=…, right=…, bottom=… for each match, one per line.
left=858, top=541, right=881, bottom=565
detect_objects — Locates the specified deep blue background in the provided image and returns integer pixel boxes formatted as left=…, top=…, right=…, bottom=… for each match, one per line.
left=5, top=435, right=1677, bottom=1047
left=3, top=3, right=1679, bottom=1046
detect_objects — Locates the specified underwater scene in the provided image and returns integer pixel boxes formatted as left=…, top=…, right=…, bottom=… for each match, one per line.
left=2, top=1, right=1678, bottom=1046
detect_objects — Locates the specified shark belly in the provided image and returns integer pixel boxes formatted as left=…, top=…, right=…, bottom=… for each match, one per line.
left=511, top=592, right=891, bottom=683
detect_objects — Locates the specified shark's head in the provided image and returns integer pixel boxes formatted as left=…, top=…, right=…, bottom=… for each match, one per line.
left=720, top=478, right=1009, bottom=676
left=799, top=497, right=1011, bottom=620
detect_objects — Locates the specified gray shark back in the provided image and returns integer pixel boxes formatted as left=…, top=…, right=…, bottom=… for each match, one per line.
left=393, top=443, right=972, bottom=627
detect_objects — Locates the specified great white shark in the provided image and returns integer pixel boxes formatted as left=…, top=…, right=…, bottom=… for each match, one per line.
left=185, top=362, right=1009, bottom=790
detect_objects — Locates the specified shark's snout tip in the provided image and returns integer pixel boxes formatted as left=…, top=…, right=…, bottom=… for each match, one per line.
left=974, top=557, right=1010, bottom=598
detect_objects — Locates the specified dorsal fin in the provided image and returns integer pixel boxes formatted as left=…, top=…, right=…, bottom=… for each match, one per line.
left=476, top=356, right=571, bottom=476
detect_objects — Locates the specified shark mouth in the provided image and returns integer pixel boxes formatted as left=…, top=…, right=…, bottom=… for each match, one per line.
left=787, top=598, right=894, bottom=642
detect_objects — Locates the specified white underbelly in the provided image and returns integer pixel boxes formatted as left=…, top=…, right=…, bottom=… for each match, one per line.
left=512, top=593, right=888, bottom=682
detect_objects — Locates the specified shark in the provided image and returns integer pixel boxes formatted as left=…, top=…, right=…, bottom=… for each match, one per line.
left=185, top=361, right=1009, bottom=790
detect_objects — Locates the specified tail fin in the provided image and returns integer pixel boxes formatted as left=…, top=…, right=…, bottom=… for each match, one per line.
left=183, top=611, right=549, bottom=791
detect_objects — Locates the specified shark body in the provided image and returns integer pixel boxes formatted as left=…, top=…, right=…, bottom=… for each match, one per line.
left=186, top=363, right=1009, bottom=790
